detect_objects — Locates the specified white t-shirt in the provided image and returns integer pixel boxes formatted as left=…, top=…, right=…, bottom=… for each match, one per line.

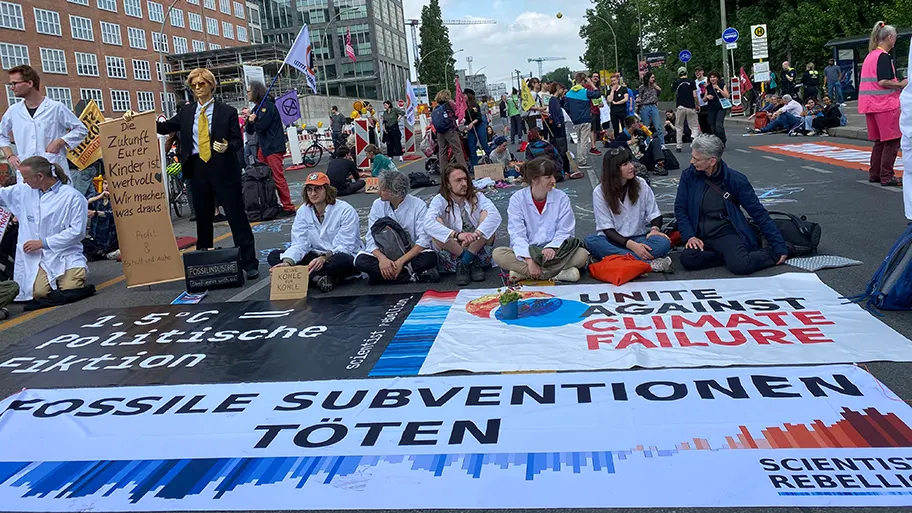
left=592, top=177, right=661, bottom=236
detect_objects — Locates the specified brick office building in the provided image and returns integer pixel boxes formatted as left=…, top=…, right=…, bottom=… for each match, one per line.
left=0, top=0, right=262, bottom=116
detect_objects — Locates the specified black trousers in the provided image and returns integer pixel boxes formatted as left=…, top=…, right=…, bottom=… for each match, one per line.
left=336, top=179, right=365, bottom=196
left=267, top=250, right=358, bottom=282
left=708, top=109, right=726, bottom=144
left=610, top=108, right=626, bottom=138
left=354, top=251, right=438, bottom=284
left=698, top=110, right=713, bottom=135
left=385, top=125, right=403, bottom=157
left=680, top=226, right=777, bottom=276
left=510, top=115, right=523, bottom=142
left=186, top=155, right=257, bottom=271
left=812, top=117, right=840, bottom=132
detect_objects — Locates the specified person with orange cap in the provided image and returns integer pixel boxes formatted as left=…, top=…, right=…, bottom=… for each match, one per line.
left=268, top=172, right=362, bottom=292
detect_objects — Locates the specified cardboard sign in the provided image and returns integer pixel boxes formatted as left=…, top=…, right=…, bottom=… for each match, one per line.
left=270, top=265, right=309, bottom=300
left=365, top=176, right=380, bottom=193
left=473, top=163, right=504, bottom=181
left=100, top=111, right=184, bottom=287
left=66, top=99, right=104, bottom=170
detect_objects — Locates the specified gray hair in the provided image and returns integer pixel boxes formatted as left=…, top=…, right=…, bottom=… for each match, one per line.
left=379, top=170, right=410, bottom=199
left=691, top=134, right=725, bottom=160
left=782, top=94, right=793, bottom=102
left=248, top=81, right=268, bottom=102
left=870, top=21, right=897, bottom=51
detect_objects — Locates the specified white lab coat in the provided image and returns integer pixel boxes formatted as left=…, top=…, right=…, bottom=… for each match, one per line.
left=362, top=194, right=431, bottom=255
left=0, top=182, right=88, bottom=301
left=280, top=200, right=363, bottom=263
left=592, top=179, right=661, bottom=236
left=901, top=51, right=912, bottom=220
left=506, top=187, right=576, bottom=260
left=0, top=98, right=87, bottom=183
left=424, top=192, right=502, bottom=244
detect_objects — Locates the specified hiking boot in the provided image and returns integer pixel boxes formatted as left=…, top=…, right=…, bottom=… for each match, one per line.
left=649, top=256, right=674, bottom=273
left=554, top=267, right=580, bottom=282
left=419, top=267, right=441, bottom=283
left=455, top=262, right=470, bottom=286
left=470, top=260, right=485, bottom=282
left=312, top=275, right=334, bottom=292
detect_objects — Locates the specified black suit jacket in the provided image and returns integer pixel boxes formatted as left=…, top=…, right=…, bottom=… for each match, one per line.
left=157, top=100, right=243, bottom=182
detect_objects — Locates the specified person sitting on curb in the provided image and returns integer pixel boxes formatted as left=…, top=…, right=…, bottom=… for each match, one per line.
left=355, top=170, right=439, bottom=284
left=754, top=95, right=803, bottom=133
left=366, top=144, right=396, bottom=177
left=326, top=146, right=365, bottom=196
left=424, top=163, right=502, bottom=285
left=493, top=156, right=589, bottom=282
left=584, top=147, right=673, bottom=272
left=674, top=135, right=788, bottom=275
left=268, top=172, right=362, bottom=292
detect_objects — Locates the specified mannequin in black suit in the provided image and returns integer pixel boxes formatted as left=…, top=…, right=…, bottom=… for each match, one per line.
left=151, top=68, right=259, bottom=278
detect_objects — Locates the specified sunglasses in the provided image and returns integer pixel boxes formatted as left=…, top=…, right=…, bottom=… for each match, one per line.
left=190, top=82, right=209, bottom=89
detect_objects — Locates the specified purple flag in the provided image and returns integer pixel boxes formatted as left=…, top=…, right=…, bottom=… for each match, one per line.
left=275, top=89, right=300, bottom=126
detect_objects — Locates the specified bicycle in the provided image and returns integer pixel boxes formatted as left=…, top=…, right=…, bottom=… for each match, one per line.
left=301, top=127, right=334, bottom=168
left=166, top=157, right=188, bottom=218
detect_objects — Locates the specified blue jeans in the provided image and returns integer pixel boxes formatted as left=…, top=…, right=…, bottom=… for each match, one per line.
left=761, top=112, right=800, bottom=133
left=639, top=104, right=664, bottom=145
left=467, top=124, right=492, bottom=167
left=803, top=115, right=817, bottom=131
left=827, top=82, right=843, bottom=104
left=585, top=233, right=672, bottom=261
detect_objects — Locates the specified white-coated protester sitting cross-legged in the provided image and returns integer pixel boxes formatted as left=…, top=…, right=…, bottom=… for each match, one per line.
left=268, top=172, right=362, bottom=292
left=424, top=163, right=502, bottom=286
left=492, top=156, right=590, bottom=282
left=584, top=146, right=674, bottom=273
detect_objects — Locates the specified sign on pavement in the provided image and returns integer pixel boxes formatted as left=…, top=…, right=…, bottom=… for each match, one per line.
left=722, top=27, right=739, bottom=43
left=678, top=49, right=692, bottom=63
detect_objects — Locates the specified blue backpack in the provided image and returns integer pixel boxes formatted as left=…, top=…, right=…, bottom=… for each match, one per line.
left=848, top=224, right=912, bottom=311
left=431, top=103, right=456, bottom=133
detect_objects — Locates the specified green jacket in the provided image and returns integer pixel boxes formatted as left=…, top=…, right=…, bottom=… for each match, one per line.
left=507, top=95, right=521, bottom=116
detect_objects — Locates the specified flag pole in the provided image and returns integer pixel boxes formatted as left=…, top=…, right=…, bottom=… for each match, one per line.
left=256, top=62, right=286, bottom=113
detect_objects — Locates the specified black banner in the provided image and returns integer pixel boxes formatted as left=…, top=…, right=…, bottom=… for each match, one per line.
left=0, top=295, right=419, bottom=389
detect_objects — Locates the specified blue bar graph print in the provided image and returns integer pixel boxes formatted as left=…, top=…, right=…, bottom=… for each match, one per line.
left=370, top=291, right=457, bottom=376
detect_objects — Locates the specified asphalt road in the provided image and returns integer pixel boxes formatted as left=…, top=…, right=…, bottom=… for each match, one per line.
left=1, top=120, right=911, bottom=513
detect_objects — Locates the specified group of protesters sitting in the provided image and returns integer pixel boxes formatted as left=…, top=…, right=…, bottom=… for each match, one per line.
left=268, top=134, right=789, bottom=292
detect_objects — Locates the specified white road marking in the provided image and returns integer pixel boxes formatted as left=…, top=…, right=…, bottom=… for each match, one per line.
left=856, top=180, right=903, bottom=192
left=762, top=155, right=784, bottom=162
left=735, top=148, right=751, bottom=154
left=802, top=165, right=833, bottom=174
left=228, top=279, right=276, bottom=302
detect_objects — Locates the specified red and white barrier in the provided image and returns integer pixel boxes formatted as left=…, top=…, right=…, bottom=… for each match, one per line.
left=730, top=77, right=745, bottom=116
left=354, top=118, right=370, bottom=170
left=402, top=123, right=421, bottom=161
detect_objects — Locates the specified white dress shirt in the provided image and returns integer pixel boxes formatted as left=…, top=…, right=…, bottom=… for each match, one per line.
left=362, top=194, right=431, bottom=254
left=191, top=99, right=215, bottom=156
left=0, top=97, right=87, bottom=182
left=280, top=200, right=363, bottom=263
left=506, top=187, right=576, bottom=260
left=424, top=191, right=502, bottom=245
left=592, top=178, right=661, bottom=236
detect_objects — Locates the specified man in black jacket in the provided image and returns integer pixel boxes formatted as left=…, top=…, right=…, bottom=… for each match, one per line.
left=150, top=68, right=259, bottom=278
left=246, top=82, right=295, bottom=216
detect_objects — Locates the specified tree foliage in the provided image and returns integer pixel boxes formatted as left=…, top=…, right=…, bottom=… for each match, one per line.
left=416, top=0, right=456, bottom=98
left=542, top=66, right=573, bottom=88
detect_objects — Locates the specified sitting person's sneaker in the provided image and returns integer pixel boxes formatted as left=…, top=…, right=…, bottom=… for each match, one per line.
left=653, top=163, right=668, bottom=176
left=312, top=275, right=334, bottom=292
left=509, top=270, right=526, bottom=282
left=554, top=267, right=580, bottom=282
left=455, top=261, right=470, bottom=286
left=419, top=267, right=440, bottom=283
left=0, top=307, right=9, bottom=321
left=649, top=256, right=674, bottom=273
left=470, top=260, right=485, bottom=282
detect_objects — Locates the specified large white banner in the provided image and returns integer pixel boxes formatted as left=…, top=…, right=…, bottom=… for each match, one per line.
left=421, top=273, right=912, bottom=375
left=2, top=365, right=912, bottom=509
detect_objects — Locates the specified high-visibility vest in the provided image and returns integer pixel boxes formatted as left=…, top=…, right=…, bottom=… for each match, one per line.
left=858, top=48, right=900, bottom=114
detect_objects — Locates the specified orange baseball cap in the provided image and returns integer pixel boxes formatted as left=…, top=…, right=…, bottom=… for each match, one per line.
left=305, top=172, right=330, bottom=186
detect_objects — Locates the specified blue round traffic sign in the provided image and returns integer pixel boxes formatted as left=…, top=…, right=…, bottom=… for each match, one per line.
left=722, top=27, right=739, bottom=43
left=679, top=50, right=692, bottom=63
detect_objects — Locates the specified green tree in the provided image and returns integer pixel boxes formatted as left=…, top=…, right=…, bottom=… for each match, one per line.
left=579, top=0, right=642, bottom=79
left=416, top=0, right=456, bottom=98
left=542, top=66, right=573, bottom=88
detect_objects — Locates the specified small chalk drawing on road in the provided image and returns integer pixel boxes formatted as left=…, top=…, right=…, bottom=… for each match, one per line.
left=252, top=218, right=294, bottom=233
left=650, top=177, right=680, bottom=189
left=654, top=185, right=805, bottom=207
left=259, top=242, right=292, bottom=260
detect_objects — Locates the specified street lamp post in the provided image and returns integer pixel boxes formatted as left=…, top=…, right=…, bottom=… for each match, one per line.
left=444, top=48, right=464, bottom=91
left=590, top=13, right=619, bottom=73
left=158, top=0, right=181, bottom=117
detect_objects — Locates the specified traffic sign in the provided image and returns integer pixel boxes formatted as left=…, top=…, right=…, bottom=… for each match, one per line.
left=751, top=24, right=768, bottom=40
left=678, top=49, right=692, bottom=63
left=715, top=38, right=724, bottom=46
left=397, top=99, right=405, bottom=108
left=725, top=42, right=738, bottom=50
left=752, top=62, right=770, bottom=74
left=722, top=27, right=739, bottom=44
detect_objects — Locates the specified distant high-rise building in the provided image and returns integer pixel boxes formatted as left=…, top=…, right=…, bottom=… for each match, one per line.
left=488, top=82, right=506, bottom=99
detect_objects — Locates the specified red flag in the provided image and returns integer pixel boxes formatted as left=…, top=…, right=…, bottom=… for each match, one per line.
left=345, top=28, right=356, bottom=62
left=454, top=76, right=467, bottom=125
left=740, top=67, right=753, bottom=91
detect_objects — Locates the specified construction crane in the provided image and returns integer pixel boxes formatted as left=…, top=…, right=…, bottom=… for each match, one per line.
left=409, top=19, right=496, bottom=65
left=527, top=57, right=567, bottom=78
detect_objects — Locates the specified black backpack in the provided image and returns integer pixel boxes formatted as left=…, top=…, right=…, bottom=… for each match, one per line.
left=243, top=162, right=281, bottom=222
left=766, top=211, right=822, bottom=257
left=370, top=217, right=412, bottom=261
left=431, top=104, right=456, bottom=133
left=408, top=171, right=437, bottom=189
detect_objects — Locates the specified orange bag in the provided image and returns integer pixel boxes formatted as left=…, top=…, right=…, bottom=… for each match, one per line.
left=588, top=255, right=652, bottom=286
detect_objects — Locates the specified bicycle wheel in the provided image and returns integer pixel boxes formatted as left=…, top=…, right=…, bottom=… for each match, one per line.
left=303, top=144, right=323, bottom=168
left=169, top=177, right=184, bottom=217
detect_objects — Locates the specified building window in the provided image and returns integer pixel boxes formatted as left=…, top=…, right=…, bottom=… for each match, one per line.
left=336, top=23, right=370, bottom=56
left=111, top=90, right=131, bottom=112
left=247, top=3, right=260, bottom=24
left=206, top=17, right=218, bottom=36
left=46, top=87, right=72, bottom=109
left=192, top=39, right=205, bottom=52
left=0, top=43, right=28, bottom=69
left=172, top=36, right=188, bottom=54
left=128, top=27, right=146, bottom=49
left=137, top=91, right=155, bottom=111
left=251, top=26, right=262, bottom=44
left=170, top=8, right=184, bottom=28
left=69, top=15, right=93, bottom=41
left=100, top=21, right=122, bottom=46
left=203, top=0, right=215, bottom=10
left=147, top=1, right=163, bottom=22
left=97, top=0, right=117, bottom=13
left=219, top=0, right=230, bottom=14
left=233, top=1, right=244, bottom=18
left=132, top=59, right=150, bottom=80
left=80, top=88, right=104, bottom=111
left=39, top=48, right=67, bottom=74
left=221, top=21, right=233, bottom=39
left=124, top=0, right=142, bottom=18
left=152, top=32, right=168, bottom=52
left=105, top=55, right=126, bottom=79
left=209, top=42, right=220, bottom=50
left=155, top=60, right=170, bottom=81
left=335, top=0, right=366, bottom=20
left=74, top=52, right=98, bottom=76
left=186, top=0, right=198, bottom=4
left=160, top=91, right=175, bottom=112
left=5, top=85, right=20, bottom=106
left=188, top=13, right=202, bottom=32
left=34, top=8, right=61, bottom=36
left=0, top=2, right=23, bottom=31
left=236, top=25, right=247, bottom=42
left=68, top=0, right=89, bottom=5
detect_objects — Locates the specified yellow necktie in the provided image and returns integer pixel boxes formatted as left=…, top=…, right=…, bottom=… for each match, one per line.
left=198, top=104, right=211, bottom=162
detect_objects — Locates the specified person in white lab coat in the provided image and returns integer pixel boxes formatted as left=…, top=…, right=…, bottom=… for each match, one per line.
left=0, top=65, right=87, bottom=184
left=0, top=156, right=88, bottom=301
left=492, top=156, right=590, bottom=282
left=424, top=163, right=502, bottom=285
left=268, top=172, right=362, bottom=292
left=355, top=170, right=439, bottom=284
left=901, top=50, right=912, bottom=220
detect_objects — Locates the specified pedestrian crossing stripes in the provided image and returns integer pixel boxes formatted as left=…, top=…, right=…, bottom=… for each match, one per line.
left=752, top=142, right=904, bottom=176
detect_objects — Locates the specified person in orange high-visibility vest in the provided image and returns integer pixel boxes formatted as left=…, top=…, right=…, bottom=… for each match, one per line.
left=858, top=22, right=908, bottom=187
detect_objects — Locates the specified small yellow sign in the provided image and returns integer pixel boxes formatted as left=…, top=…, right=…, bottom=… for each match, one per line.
left=66, top=100, right=104, bottom=170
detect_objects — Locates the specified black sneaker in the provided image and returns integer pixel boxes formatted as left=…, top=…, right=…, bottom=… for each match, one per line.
left=653, top=164, right=669, bottom=176
left=313, top=275, right=334, bottom=292
left=470, top=260, right=485, bottom=282
left=278, top=209, right=297, bottom=218
left=455, top=262, right=470, bottom=286
left=419, top=267, right=441, bottom=283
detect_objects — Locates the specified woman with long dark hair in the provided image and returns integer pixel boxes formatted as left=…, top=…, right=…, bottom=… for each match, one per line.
left=703, top=72, right=730, bottom=144
left=584, top=148, right=672, bottom=272
left=608, top=73, right=629, bottom=138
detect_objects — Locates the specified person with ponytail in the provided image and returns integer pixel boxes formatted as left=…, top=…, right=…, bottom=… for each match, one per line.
left=0, top=155, right=89, bottom=301
left=859, top=21, right=907, bottom=187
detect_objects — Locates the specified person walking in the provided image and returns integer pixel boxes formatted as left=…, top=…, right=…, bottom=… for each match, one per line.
left=823, top=58, right=845, bottom=105
left=566, top=73, right=602, bottom=170
left=608, top=74, right=629, bottom=138
left=694, top=67, right=712, bottom=135
left=507, top=88, right=523, bottom=144
left=672, top=66, right=700, bottom=153
left=329, top=106, right=346, bottom=152
left=382, top=100, right=404, bottom=160
left=703, top=72, right=730, bottom=145
left=431, top=90, right=468, bottom=168
left=637, top=72, right=665, bottom=145
left=246, top=81, right=296, bottom=216
left=464, top=88, right=492, bottom=167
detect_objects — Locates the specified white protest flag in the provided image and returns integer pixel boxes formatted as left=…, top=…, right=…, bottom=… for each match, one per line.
left=405, top=79, right=417, bottom=126
left=284, top=24, right=318, bottom=94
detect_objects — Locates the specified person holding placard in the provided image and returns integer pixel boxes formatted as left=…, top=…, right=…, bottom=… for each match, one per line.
left=424, top=163, right=502, bottom=285
left=269, top=172, right=362, bottom=293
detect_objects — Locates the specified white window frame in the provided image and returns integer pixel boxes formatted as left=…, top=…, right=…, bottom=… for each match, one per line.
left=80, top=88, right=104, bottom=111
left=147, top=1, right=163, bottom=23
left=68, top=0, right=89, bottom=5
left=74, top=51, right=98, bottom=76
left=206, top=17, right=218, bottom=36
left=0, top=1, right=24, bottom=31
left=188, top=12, right=202, bottom=32
left=0, top=43, right=29, bottom=70
left=192, top=39, right=205, bottom=52
left=128, top=27, right=146, bottom=49
left=152, top=32, right=168, bottom=52
left=132, top=59, right=150, bottom=81
left=208, top=42, right=220, bottom=50
left=69, top=15, right=94, bottom=41
left=100, top=21, right=122, bottom=46
left=33, top=8, right=61, bottom=36
left=155, top=60, right=171, bottom=82
left=219, top=0, right=230, bottom=14
left=186, top=0, right=198, bottom=4
left=6, top=85, right=20, bottom=107
left=137, top=91, right=155, bottom=111
left=203, top=0, right=215, bottom=9
left=46, top=87, right=72, bottom=109
left=172, top=35, right=188, bottom=54
left=105, top=55, right=126, bottom=79
left=39, top=48, right=67, bottom=74
left=221, top=21, right=233, bottom=40
left=236, top=25, right=247, bottom=43
left=111, top=89, right=131, bottom=112
left=124, top=0, right=142, bottom=18
left=97, top=0, right=117, bottom=13
left=233, top=1, right=244, bottom=18
left=169, top=7, right=184, bottom=28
